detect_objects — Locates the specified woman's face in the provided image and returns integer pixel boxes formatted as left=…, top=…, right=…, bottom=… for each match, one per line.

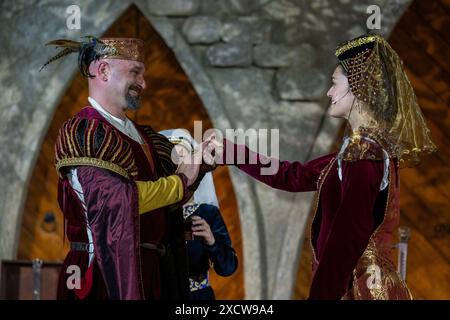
left=326, top=65, right=355, bottom=119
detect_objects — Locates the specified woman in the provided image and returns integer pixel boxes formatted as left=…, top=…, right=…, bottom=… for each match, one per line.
left=209, top=33, right=437, bottom=299
left=160, top=129, right=238, bottom=300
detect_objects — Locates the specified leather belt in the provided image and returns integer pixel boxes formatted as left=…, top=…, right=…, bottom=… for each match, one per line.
left=140, top=243, right=169, bottom=257
left=71, top=241, right=169, bottom=257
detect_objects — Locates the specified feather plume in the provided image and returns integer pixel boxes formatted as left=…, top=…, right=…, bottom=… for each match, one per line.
left=39, top=39, right=82, bottom=72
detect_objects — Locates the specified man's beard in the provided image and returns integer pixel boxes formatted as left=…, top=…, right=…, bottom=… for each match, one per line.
left=125, top=83, right=142, bottom=110
left=125, top=92, right=141, bottom=110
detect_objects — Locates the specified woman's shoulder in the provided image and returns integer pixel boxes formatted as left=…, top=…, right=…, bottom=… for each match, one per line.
left=339, top=130, right=387, bottom=162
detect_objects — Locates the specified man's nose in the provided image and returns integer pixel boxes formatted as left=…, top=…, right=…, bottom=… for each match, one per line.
left=326, top=88, right=332, bottom=97
left=139, top=78, right=146, bottom=90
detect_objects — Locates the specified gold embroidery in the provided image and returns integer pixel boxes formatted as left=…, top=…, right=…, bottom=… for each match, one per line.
left=345, top=162, right=412, bottom=300
left=56, top=157, right=130, bottom=179
left=335, top=34, right=383, bottom=57
left=309, top=158, right=337, bottom=265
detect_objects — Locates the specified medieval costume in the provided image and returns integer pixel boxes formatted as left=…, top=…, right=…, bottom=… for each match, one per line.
left=161, top=130, right=238, bottom=300
left=217, top=34, right=437, bottom=299
left=43, top=37, right=207, bottom=300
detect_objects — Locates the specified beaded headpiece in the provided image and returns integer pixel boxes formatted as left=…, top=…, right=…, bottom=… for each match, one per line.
left=335, top=34, right=437, bottom=167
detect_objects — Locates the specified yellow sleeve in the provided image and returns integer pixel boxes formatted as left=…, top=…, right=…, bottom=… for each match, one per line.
left=135, top=175, right=184, bottom=214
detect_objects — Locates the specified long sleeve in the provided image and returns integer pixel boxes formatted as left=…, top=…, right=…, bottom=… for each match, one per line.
left=203, top=205, right=238, bottom=277
left=308, top=159, right=384, bottom=300
left=220, top=139, right=334, bottom=192
left=135, top=174, right=186, bottom=214
left=76, top=165, right=142, bottom=299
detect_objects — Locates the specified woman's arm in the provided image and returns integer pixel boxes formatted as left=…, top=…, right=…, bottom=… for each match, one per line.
left=219, top=139, right=334, bottom=192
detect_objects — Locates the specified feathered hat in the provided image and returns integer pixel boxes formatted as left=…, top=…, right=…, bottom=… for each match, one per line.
left=40, top=36, right=145, bottom=77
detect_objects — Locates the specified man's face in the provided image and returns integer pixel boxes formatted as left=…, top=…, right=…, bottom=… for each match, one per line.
left=109, top=60, right=146, bottom=111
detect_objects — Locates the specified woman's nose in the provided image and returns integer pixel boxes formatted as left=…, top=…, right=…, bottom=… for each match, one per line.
left=326, top=88, right=333, bottom=97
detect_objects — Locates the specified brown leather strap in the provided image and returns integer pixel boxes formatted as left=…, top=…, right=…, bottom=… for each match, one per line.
left=140, top=243, right=169, bottom=256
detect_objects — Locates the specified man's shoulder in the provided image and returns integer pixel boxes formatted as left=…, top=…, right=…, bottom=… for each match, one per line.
left=76, top=105, right=104, bottom=120
left=55, top=111, right=138, bottom=179
left=59, top=106, right=108, bottom=128
left=138, top=124, right=171, bottom=145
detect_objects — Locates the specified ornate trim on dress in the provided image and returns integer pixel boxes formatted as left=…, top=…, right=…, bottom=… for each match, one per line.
left=189, top=272, right=210, bottom=292
left=56, top=157, right=130, bottom=179
left=183, top=203, right=200, bottom=220
left=337, top=127, right=390, bottom=191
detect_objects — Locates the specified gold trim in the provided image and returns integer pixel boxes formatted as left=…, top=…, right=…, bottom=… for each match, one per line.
left=309, top=157, right=337, bottom=264
left=335, top=34, right=383, bottom=57
left=56, top=157, right=130, bottom=179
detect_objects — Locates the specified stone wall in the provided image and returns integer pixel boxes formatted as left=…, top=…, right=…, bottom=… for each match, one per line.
left=0, top=0, right=411, bottom=299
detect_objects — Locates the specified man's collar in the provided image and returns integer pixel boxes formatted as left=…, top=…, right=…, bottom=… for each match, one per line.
left=87, top=97, right=127, bottom=126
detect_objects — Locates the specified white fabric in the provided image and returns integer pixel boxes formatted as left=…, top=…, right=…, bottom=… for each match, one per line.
left=68, top=168, right=95, bottom=266
left=159, top=129, right=220, bottom=209
left=88, top=97, right=143, bottom=144
left=67, top=98, right=143, bottom=265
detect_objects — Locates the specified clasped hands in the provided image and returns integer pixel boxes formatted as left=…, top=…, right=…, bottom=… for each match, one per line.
left=174, top=133, right=223, bottom=187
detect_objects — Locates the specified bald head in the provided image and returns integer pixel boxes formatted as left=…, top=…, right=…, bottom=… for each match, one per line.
left=88, top=58, right=146, bottom=119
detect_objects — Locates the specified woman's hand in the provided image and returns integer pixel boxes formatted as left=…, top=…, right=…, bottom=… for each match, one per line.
left=191, top=215, right=215, bottom=246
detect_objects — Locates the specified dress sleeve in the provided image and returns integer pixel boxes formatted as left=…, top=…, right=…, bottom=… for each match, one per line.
left=308, top=159, right=384, bottom=300
left=76, top=165, right=142, bottom=299
left=221, top=139, right=334, bottom=192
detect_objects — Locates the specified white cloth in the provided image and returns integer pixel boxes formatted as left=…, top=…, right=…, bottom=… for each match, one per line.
left=68, top=98, right=143, bottom=265
left=87, top=97, right=143, bottom=144
left=68, top=168, right=95, bottom=266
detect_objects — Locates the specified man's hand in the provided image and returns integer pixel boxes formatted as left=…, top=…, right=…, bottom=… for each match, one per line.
left=174, top=134, right=222, bottom=184
left=191, top=215, right=215, bottom=246
left=175, top=146, right=202, bottom=187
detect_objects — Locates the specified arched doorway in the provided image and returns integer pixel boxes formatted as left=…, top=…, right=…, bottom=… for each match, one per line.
left=18, top=4, right=244, bottom=299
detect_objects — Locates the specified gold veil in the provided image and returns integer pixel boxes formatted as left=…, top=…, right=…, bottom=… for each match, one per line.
left=336, top=34, right=437, bottom=167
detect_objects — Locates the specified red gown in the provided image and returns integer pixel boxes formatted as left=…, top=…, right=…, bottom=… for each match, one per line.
left=220, top=130, right=412, bottom=300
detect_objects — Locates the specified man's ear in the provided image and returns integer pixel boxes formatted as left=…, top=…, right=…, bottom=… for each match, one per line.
left=97, top=61, right=110, bottom=81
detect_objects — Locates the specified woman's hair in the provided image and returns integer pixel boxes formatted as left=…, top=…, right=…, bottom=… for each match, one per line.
left=336, top=63, right=347, bottom=76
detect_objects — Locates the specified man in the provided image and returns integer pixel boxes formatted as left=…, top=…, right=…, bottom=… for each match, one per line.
left=42, top=37, right=209, bottom=300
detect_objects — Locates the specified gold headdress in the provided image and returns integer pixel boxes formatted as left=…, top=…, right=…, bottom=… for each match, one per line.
left=40, top=36, right=145, bottom=77
left=335, top=33, right=437, bottom=167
